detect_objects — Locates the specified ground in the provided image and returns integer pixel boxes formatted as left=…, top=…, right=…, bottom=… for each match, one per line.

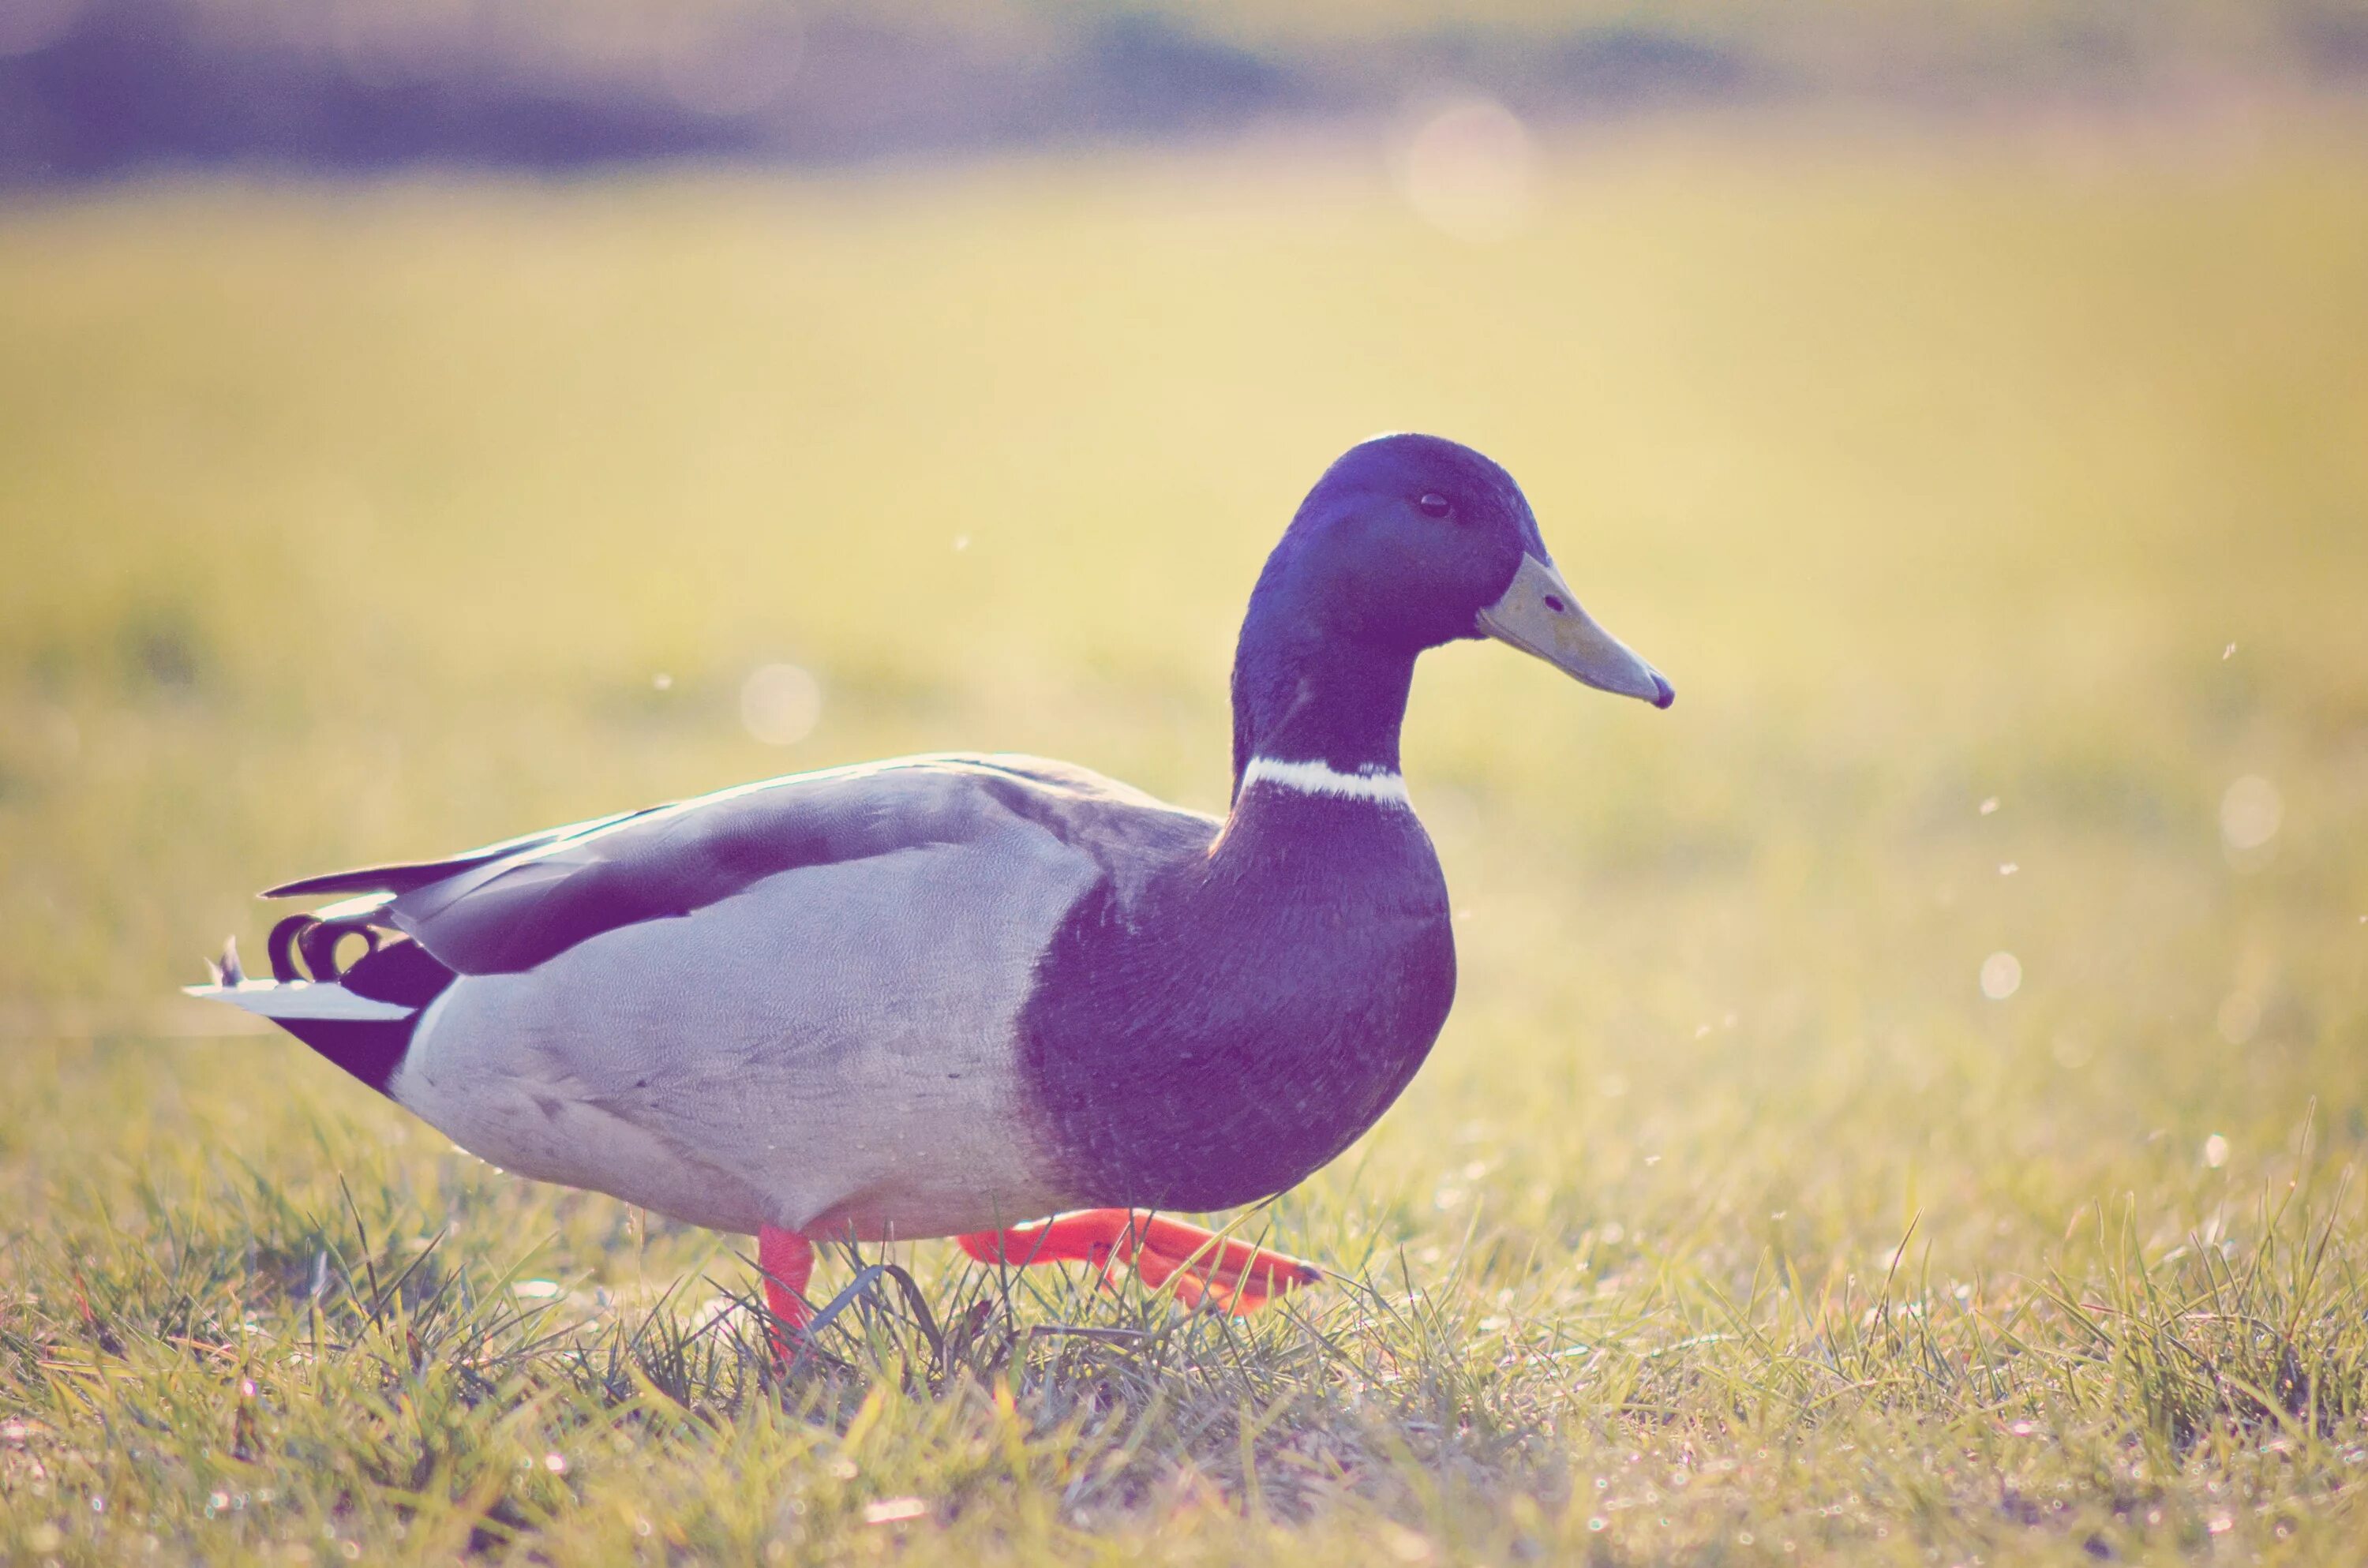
left=2, top=113, right=2366, bottom=1564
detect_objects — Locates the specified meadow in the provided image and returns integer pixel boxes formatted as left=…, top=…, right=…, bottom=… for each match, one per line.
left=3, top=114, right=2367, bottom=1563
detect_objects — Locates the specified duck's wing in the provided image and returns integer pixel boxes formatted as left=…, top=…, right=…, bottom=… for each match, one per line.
left=260, top=752, right=1218, bottom=1239
left=272, top=752, right=1216, bottom=978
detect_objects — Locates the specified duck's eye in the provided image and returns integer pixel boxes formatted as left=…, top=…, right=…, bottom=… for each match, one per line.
left=1416, top=493, right=1452, bottom=519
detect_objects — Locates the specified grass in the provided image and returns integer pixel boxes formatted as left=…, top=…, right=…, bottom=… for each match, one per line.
left=4, top=114, right=2368, bottom=1562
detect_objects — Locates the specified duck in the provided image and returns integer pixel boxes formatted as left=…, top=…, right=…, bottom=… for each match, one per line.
left=189, top=432, right=1671, bottom=1335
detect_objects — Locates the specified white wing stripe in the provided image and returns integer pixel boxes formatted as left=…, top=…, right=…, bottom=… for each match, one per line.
left=185, top=982, right=415, bottom=1021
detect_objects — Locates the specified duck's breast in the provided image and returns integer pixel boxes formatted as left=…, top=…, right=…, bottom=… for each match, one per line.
left=1017, top=794, right=1456, bottom=1212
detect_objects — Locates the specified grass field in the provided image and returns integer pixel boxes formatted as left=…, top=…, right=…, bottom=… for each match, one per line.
left=5, top=115, right=2368, bottom=1564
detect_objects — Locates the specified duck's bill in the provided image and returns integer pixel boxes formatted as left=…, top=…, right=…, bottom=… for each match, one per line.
left=1478, top=555, right=1674, bottom=709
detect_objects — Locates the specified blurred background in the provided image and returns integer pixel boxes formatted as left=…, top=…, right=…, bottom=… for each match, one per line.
left=9, top=0, right=2368, bottom=180
left=4, top=0, right=2368, bottom=180
left=4, top=0, right=2366, bottom=1374
left=3, top=6, right=2368, bottom=1553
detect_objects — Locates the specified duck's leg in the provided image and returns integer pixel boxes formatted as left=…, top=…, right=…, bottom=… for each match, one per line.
left=756, top=1225, right=815, bottom=1356
left=957, top=1210, right=1320, bottom=1314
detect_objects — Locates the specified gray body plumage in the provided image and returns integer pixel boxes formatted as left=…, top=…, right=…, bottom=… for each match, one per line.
left=205, top=754, right=1220, bottom=1240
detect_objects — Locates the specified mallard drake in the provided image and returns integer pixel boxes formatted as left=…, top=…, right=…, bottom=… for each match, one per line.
left=190, top=433, right=1670, bottom=1330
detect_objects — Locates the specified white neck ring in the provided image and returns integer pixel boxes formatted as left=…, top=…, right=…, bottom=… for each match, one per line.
left=1238, top=755, right=1411, bottom=806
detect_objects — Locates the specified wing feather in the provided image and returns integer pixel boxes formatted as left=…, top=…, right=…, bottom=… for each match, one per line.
left=269, top=754, right=1216, bottom=978
left=262, top=808, right=650, bottom=898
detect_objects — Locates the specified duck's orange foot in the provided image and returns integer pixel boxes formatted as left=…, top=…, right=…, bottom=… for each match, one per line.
left=957, top=1209, right=1320, bottom=1315
left=757, top=1225, right=814, bottom=1360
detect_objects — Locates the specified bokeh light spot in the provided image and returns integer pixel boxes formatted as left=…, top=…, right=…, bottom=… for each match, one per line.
left=1980, top=951, right=2021, bottom=1000
left=1392, top=95, right=1534, bottom=243
left=2220, top=775, right=2282, bottom=850
left=740, top=662, right=823, bottom=747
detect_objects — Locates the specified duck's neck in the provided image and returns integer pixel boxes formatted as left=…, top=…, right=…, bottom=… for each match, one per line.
left=1227, top=608, right=1416, bottom=810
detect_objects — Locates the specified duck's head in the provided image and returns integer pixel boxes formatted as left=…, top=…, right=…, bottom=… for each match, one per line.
left=1260, top=432, right=1673, bottom=709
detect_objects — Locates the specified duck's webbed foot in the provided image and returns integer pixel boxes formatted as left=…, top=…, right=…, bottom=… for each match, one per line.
left=957, top=1209, right=1320, bottom=1315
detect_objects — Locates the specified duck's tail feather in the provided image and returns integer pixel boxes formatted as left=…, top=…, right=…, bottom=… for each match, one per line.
left=203, top=934, right=246, bottom=987
left=184, top=930, right=455, bottom=1095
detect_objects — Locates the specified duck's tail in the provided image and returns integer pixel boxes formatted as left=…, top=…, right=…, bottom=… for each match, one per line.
left=184, top=914, right=455, bottom=1095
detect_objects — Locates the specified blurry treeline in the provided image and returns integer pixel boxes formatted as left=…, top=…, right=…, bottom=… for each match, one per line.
left=3, top=0, right=2366, bottom=183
